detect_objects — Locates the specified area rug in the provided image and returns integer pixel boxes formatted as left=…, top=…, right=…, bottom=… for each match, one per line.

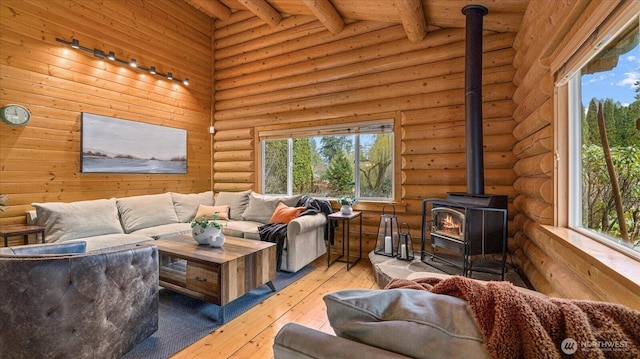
left=123, top=265, right=315, bottom=359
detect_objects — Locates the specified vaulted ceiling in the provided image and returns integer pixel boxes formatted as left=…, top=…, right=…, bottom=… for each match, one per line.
left=185, top=0, right=529, bottom=42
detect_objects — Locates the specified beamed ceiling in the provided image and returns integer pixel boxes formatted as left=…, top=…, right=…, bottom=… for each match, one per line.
left=185, top=0, right=530, bottom=42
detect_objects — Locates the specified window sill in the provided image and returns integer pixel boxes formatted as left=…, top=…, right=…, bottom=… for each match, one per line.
left=539, top=225, right=640, bottom=296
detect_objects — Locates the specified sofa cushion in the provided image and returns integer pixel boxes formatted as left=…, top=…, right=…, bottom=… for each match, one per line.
left=194, top=204, right=230, bottom=221
left=32, top=199, right=124, bottom=243
left=62, top=234, right=154, bottom=252
left=242, top=192, right=302, bottom=224
left=117, top=193, right=180, bottom=233
left=221, top=220, right=262, bottom=238
left=130, top=223, right=191, bottom=240
left=324, top=289, right=492, bottom=359
left=171, top=191, right=214, bottom=223
left=270, top=202, right=305, bottom=224
left=214, top=190, right=251, bottom=220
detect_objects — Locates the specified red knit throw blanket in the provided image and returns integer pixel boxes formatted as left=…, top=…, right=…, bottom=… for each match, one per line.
left=384, top=276, right=640, bottom=359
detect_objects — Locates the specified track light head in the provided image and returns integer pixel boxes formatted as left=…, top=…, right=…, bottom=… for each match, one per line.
left=183, top=78, right=189, bottom=86
left=71, top=39, right=79, bottom=49
left=167, top=72, right=173, bottom=80
left=149, top=66, right=156, bottom=74
left=107, top=51, right=115, bottom=60
left=130, top=58, right=137, bottom=68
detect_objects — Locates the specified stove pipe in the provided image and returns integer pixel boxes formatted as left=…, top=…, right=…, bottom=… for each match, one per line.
left=462, top=5, right=488, bottom=195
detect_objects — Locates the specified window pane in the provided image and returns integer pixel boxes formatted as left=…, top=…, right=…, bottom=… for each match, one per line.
left=263, top=139, right=288, bottom=194
left=261, top=123, right=393, bottom=201
left=359, top=133, right=393, bottom=199
left=579, top=19, right=640, bottom=251
left=321, top=136, right=355, bottom=197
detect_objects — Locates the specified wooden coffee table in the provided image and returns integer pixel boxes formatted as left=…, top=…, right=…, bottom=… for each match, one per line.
left=139, top=234, right=277, bottom=322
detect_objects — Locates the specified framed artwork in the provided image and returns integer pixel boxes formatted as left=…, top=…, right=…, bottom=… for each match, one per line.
left=81, top=113, right=187, bottom=173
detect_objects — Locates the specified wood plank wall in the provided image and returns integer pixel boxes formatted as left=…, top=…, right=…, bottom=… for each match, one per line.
left=511, top=0, right=639, bottom=309
left=0, top=0, right=213, bottom=245
left=212, top=12, right=517, bottom=254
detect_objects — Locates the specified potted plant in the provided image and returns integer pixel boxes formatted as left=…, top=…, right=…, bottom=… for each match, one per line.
left=190, top=214, right=225, bottom=247
left=338, top=195, right=357, bottom=215
left=0, top=194, right=8, bottom=213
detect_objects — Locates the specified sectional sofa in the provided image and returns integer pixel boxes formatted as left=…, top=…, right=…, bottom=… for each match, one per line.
left=29, top=190, right=327, bottom=272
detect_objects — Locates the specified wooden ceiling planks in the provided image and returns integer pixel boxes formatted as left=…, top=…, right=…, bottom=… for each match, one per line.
left=187, top=0, right=528, bottom=42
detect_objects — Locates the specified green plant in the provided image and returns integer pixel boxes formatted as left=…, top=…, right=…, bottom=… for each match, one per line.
left=0, top=194, right=8, bottom=212
left=190, top=214, right=222, bottom=234
left=338, top=195, right=357, bottom=206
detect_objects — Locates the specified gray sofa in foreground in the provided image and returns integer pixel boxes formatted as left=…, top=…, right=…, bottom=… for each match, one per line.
left=0, top=242, right=158, bottom=359
left=28, top=190, right=326, bottom=272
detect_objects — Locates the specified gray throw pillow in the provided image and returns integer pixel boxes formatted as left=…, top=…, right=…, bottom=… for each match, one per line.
left=32, top=198, right=124, bottom=243
left=116, top=193, right=180, bottom=233
left=214, top=190, right=251, bottom=220
left=324, top=289, right=492, bottom=359
left=171, top=191, right=214, bottom=222
left=241, top=192, right=302, bottom=224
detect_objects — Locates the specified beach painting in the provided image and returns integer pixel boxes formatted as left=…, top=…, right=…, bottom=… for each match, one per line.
left=81, top=113, right=187, bottom=173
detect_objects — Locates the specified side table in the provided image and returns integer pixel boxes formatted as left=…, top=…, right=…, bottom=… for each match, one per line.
left=327, top=211, right=362, bottom=270
left=0, top=224, right=46, bottom=247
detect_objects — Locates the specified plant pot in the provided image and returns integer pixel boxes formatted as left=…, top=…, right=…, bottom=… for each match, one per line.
left=192, top=226, right=225, bottom=247
left=340, top=205, right=353, bottom=215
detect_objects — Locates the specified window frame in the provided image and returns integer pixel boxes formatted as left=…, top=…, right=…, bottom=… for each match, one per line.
left=555, top=9, right=640, bottom=261
left=256, top=113, right=402, bottom=203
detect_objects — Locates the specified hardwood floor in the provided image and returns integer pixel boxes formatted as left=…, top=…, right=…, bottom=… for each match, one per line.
left=170, top=256, right=378, bottom=359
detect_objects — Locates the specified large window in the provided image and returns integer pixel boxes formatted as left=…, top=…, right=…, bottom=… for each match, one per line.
left=568, top=17, right=639, bottom=254
left=261, top=121, right=394, bottom=201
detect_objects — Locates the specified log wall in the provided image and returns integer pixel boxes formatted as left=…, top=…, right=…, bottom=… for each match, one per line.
left=212, top=13, right=517, bottom=254
left=512, top=0, right=639, bottom=309
left=0, top=0, right=213, bottom=245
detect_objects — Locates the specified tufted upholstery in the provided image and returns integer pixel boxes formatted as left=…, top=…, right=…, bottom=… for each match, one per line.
left=0, top=242, right=159, bottom=359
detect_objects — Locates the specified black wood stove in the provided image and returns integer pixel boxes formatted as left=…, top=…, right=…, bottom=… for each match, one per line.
left=420, top=4, right=508, bottom=279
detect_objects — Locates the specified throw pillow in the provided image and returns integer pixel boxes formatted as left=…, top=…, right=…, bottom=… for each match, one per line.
left=214, top=190, right=251, bottom=220
left=171, top=191, right=214, bottom=223
left=194, top=204, right=230, bottom=221
left=269, top=202, right=305, bottom=224
left=324, top=289, right=492, bottom=359
left=242, top=192, right=302, bottom=224
left=116, top=193, right=180, bottom=233
left=32, top=198, right=124, bottom=243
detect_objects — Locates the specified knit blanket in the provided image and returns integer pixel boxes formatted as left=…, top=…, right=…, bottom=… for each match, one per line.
left=385, top=276, right=640, bottom=359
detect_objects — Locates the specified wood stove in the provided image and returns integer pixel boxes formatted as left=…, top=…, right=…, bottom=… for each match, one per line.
left=419, top=4, right=509, bottom=279
left=421, top=194, right=508, bottom=278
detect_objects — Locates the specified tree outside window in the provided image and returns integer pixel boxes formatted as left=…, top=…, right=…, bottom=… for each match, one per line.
left=575, top=19, right=640, bottom=252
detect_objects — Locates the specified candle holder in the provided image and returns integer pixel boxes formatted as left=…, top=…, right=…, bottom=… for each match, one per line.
left=396, top=223, right=414, bottom=261
left=374, top=205, right=399, bottom=257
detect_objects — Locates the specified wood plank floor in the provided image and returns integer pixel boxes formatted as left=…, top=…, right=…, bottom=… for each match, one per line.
left=170, top=256, right=378, bottom=359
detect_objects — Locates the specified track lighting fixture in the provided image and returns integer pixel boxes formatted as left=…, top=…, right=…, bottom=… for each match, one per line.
left=55, top=37, right=189, bottom=86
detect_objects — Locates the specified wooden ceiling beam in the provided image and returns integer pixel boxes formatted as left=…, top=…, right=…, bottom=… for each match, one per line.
left=184, top=0, right=231, bottom=20
left=301, top=0, right=345, bottom=35
left=237, top=0, right=282, bottom=27
left=395, top=0, right=428, bottom=42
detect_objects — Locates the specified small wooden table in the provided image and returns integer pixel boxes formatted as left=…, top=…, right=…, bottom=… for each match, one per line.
left=139, top=235, right=277, bottom=322
left=327, top=211, right=362, bottom=270
left=0, top=224, right=46, bottom=247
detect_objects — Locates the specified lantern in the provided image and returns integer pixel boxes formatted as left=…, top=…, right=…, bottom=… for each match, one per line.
left=396, top=223, right=414, bottom=261
left=374, top=205, right=399, bottom=257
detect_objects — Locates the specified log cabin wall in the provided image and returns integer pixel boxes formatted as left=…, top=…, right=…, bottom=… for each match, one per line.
left=0, top=0, right=213, bottom=245
left=212, top=12, right=518, bottom=254
left=511, top=0, right=640, bottom=310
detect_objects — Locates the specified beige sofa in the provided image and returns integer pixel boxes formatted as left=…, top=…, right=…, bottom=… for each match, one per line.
left=29, top=190, right=327, bottom=272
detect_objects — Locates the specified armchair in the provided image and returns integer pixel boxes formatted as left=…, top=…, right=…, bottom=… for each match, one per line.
left=0, top=242, right=159, bottom=358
